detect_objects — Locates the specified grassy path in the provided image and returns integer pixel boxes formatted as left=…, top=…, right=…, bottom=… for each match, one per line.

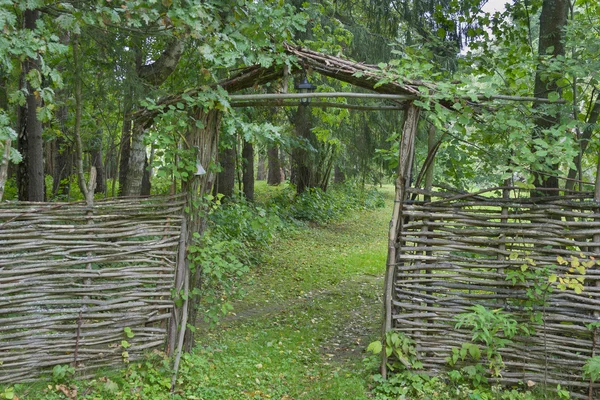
left=190, top=186, right=393, bottom=399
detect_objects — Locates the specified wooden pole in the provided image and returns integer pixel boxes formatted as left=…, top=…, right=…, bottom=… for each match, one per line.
left=168, top=217, right=187, bottom=356
left=382, top=103, right=420, bottom=378
left=0, top=139, right=11, bottom=201
left=229, top=92, right=416, bottom=101
left=230, top=100, right=405, bottom=111
left=591, top=152, right=600, bottom=400
left=228, top=92, right=565, bottom=104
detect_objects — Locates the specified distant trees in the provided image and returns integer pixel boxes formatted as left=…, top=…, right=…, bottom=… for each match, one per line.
left=1, top=0, right=598, bottom=202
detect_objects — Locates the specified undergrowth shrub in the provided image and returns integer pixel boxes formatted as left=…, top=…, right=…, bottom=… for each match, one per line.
left=270, top=182, right=385, bottom=224
left=370, top=370, right=550, bottom=400
left=190, top=195, right=285, bottom=323
left=192, top=183, right=384, bottom=322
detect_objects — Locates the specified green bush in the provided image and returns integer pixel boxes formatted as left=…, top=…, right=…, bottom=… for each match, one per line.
left=189, top=195, right=285, bottom=323
left=269, top=182, right=385, bottom=224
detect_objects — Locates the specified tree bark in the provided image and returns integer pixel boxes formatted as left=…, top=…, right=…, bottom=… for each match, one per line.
left=531, top=0, right=568, bottom=196
left=141, top=147, right=154, bottom=196
left=91, top=145, right=105, bottom=194
left=0, top=139, right=9, bottom=201
left=118, top=88, right=133, bottom=196
left=242, top=140, right=254, bottom=201
left=136, top=39, right=184, bottom=86
left=256, top=152, right=266, bottom=181
left=0, top=68, right=11, bottom=201
left=292, top=105, right=315, bottom=194
left=334, top=165, right=345, bottom=184
left=565, top=95, right=600, bottom=192
left=267, top=144, right=282, bottom=185
left=18, top=9, right=45, bottom=201
left=180, top=108, right=222, bottom=353
left=121, top=122, right=147, bottom=196
left=214, top=146, right=236, bottom=198
left=124, top=39, right=184, bottom=197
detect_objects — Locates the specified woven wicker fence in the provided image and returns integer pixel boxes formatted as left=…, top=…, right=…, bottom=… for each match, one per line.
left=0, top=195, right=185, bottom=383
left=392, top=187, right=600, bottom=399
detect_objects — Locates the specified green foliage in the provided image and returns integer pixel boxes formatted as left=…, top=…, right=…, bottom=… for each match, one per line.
left=0, top=386, right=14, bottom=400
left=0, top=112, right=19, bottom=164
left=550, top=255, right=596, bottom=294
left=371, top=370, right=547, bottom=400
left=187, top=194, right=284, bottom=324
left=51, top=364, right=75, bottom=384
left=452, top=305, right=527, bottom=377
left=583, top=356, right=600, bottom=384
left=271, top=183, right=385, bottom=225
left=368, top=331, right=423, bottom=371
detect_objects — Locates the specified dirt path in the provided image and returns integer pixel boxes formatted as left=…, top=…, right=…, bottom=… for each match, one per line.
left=195, top=188, right=393, bottom=399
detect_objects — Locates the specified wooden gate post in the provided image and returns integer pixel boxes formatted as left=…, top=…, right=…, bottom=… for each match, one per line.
left=169, top=107, right=222, bottom=392
left=382, top=103, right=420, bottom=377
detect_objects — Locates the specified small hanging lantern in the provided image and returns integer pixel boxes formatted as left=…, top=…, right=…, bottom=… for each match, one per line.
left=195, top=161, right=206, bottom=176
left=295, top=76, right=316, bottom=105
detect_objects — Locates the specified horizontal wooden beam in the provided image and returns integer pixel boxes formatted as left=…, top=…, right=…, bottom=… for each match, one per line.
left=230, top=100, right=405, bottom=111
left=228, top=92, right=416, bottom=101
left=228, top=92, right=566, bottom=104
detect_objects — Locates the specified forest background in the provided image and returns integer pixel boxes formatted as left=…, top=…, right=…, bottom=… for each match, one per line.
left=1, top=0, right=600, bottom=399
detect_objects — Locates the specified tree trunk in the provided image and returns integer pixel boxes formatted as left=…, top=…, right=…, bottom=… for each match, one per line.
left=256, top=152, right=266, bottom=181
left=242, top=140, right=254, bottom=201
left=531, top=0, right=568, bottom=196
left=0, top=69, right=11, bottom=201
left=118, top=91, right=133, bottom=196
left=267, top=144, right=282, bottom=185
left=18, top=9, right=45, bottom=201
left=124, top=39, right=184, bottom=197
left=0, top=139, right=10, bottom=201
left=181, top=108, right=222, bottom=353
left=214, top=146, right=236, bottom=198
left=92, top=145, right=105, bottom=194
left=141, top=146, right=154, bottom=196
left=52, top=139, right=72, bottom=198
left=292, top=105, right=315, bottom=194
left=121, top=123, right=147, bottom=196
left=334, top=165, right=345, bottom=184
left=565, top=94, right=600, bottom=192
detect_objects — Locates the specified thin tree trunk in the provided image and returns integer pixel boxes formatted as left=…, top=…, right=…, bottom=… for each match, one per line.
left=118, top=88, right=133, bottom=196
left=292, top=105, right=314, bottom=194
left=214, top=146, right=236, bottom=198
left=121, top=122, right=147, bottom=196
left=141, top=145, right=154, bottom=196
left=256, top=152, right=266, bottom=181
left=73, top=35, right=94, bottom=202
left=242, top=140, right=254, bottom=201
left=0, top=139, right=10, bottom=201
left=565, top=94, right=600, bottom=192
left=531, top=0, right=568, bottom=196
left=334, top=165, right=345, bottom=184
left=92, top=145, right=105, bottom=194
left=267, top=144, right=282, bottom=185
left=18, top=9, right=45, bottom=201
left=0, top=69, right=11, bottom=201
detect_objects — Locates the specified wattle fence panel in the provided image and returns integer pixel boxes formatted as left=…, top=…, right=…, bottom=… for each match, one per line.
left=0, top=195, right=185, bottom=382
left=392, top=188, right=600, bottom=399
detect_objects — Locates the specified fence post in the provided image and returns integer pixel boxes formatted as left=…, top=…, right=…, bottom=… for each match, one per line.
left=382, top=103, right=420, bottom=378
left=590, top=154, right=600, bottom=399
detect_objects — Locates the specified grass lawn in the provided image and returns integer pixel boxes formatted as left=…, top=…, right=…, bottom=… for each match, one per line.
left=181, top=185, right=394, bottom=399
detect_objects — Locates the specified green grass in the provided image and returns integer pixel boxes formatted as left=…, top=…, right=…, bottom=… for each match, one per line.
left=183, top=184, right=394, bottom=399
